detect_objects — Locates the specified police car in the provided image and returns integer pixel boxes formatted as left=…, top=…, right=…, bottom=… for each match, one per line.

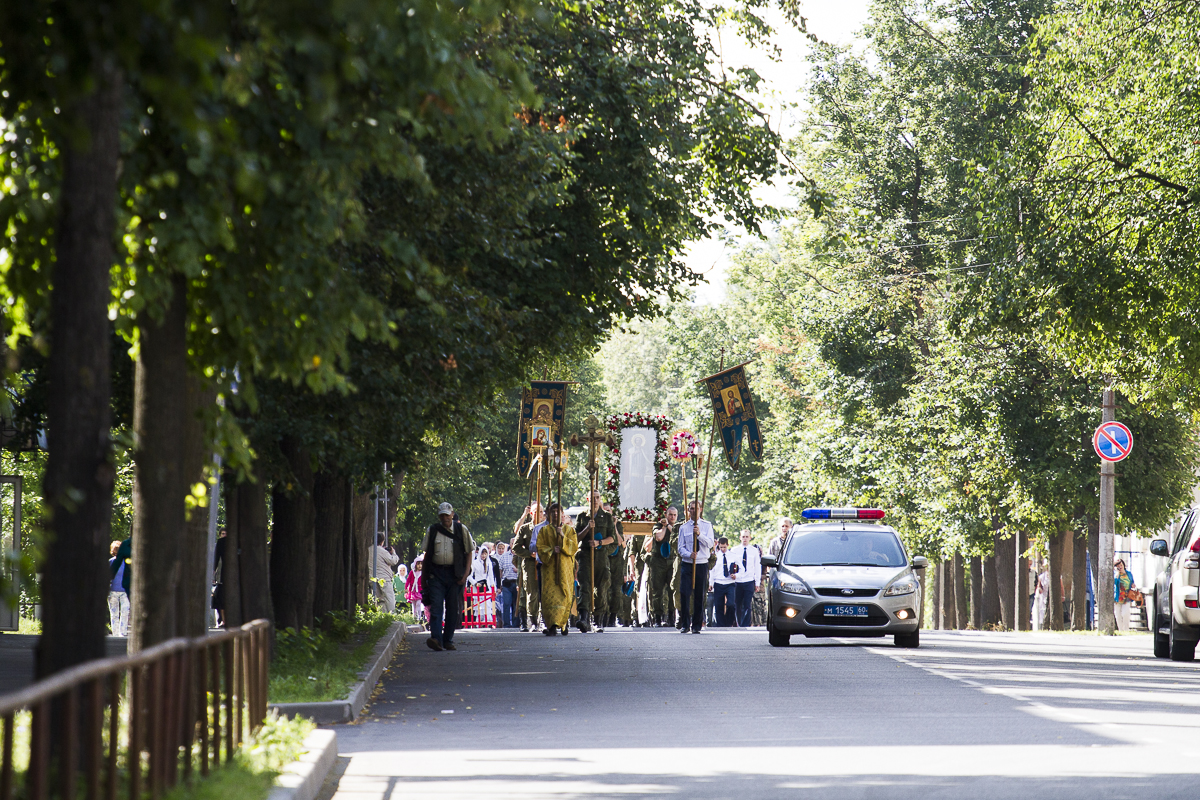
left=763, top=509, right=927, bottom=648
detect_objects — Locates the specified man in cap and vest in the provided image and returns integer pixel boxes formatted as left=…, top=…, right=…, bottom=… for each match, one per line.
left=421, top=502, right=476, bottom=651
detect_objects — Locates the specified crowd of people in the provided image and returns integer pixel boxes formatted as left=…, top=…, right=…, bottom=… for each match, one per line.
left=98, top=500, right=1155, bottom=641
left=1028, top=553, right=1144, bottom=632
left=392, top=498, right=802, bottom=650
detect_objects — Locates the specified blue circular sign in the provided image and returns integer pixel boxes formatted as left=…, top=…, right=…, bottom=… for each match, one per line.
left=1093, top=421, right=1133, bottom=463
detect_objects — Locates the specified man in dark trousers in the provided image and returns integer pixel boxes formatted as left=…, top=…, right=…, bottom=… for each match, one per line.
left=676, top=500, right=714, bottom=634
left=728, top=529, right=763, bottom=628
left=646, top=507, right=678, bottom=626
left=710, top=537, right=737, bottom=627
left=575, top=490, right=621, bottom=633
left=421, top=502, right=476, bottom=651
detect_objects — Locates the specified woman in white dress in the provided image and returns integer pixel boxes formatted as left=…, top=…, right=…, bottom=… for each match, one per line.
left=468, top=547, right=498, bottom=625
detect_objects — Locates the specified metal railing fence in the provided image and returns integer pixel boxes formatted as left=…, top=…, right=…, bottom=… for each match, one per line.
left=0, top=619, right=270, bottom=800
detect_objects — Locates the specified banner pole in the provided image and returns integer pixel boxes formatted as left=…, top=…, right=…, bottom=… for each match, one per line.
left=696, top=351, right=724, bottom=594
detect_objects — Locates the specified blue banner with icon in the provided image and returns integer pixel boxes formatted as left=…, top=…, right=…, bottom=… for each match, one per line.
left=701, top=365, right=763, bottom=470
left=516, top=381, right=568, bottom=476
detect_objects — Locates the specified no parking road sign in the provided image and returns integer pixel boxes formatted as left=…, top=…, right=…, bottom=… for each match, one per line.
left=1093, top=421, right=1133, bottom=463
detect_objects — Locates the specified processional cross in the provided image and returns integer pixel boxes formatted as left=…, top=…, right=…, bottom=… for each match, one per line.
left=570, top=415, right=614, bottom=484
left=570, top=416, right=616, bottom=616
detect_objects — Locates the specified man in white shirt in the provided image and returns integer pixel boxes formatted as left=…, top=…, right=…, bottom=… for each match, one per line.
left=676, top=500, right=714, bottom=634
left=728, top=529, right=762, bottom=627
left=709, top=537, right=736, bottom=627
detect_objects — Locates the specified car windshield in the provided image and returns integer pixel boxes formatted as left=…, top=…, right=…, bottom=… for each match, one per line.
left=783, top=528, right=907, bottom=567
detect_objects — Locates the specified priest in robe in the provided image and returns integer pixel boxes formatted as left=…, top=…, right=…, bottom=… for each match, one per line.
left=535, top=502, right=579, bottom=636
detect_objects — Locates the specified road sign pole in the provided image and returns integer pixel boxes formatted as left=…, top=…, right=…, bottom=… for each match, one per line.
left=1098, top=386, right=1116, bottom=635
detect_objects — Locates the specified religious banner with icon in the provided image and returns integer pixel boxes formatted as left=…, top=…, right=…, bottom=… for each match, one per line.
left=603, top=412, right=673, bottom=523
left=516, top=381, right=569, bottom=476
left=700, top=364, right=763, bottom=470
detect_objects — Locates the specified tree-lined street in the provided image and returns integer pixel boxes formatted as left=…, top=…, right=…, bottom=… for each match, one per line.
left=322, top=629, right=1200, bottom=799
left=5, top=0, right=1200, bottom=795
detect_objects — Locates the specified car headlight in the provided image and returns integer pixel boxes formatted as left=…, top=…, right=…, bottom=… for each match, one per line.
left=884, top=576, right=918, bottom=597
left=779, top=579, right=812, bottom=596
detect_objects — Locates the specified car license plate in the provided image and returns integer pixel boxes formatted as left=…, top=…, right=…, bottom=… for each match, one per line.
left=824, top=605, right=868, bottom=617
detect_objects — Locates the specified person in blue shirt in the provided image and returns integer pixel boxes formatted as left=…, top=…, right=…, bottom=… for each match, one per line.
left=107, top=539, right=130, bottom=636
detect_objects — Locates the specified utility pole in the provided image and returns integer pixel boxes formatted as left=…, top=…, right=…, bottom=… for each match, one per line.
left=1098, top=384, right=1116, bottom=634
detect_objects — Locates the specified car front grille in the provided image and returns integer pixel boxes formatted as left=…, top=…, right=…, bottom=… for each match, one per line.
left=814, top=587, right=879, bottom=598
left=805, top=604, right=891, bottom=627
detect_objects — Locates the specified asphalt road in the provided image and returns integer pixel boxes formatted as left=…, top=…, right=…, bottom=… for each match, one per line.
left=320, top=627, right=1200, bottom=799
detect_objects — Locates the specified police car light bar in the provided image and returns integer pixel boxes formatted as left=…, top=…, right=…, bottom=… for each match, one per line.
left=801, top=508, right=885, bottom=520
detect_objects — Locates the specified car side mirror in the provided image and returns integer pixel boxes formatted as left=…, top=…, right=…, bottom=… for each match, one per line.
left=762, top=554, right=776, bottom=568
left=1150, top=539, right=1170, bottom=557
left=911, top=556, right=928, bottom=569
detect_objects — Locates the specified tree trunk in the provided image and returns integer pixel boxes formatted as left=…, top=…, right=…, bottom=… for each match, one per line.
left=1061, top=527, right=1074, bottom=628
left=983, top=552, right=1002, bottom=630
left=1087, top=513, right=1099, bottom=630
left=952, top=552, right=968, bottom=629
left=129, top=274, right=188, bottom=653
left=386, top=469, right=403, bottom=543
left=221, top=476, right=243, bottom=628
left=932, top=561, right=943, bottom=630
left=339, top=480, right=353, bottom=612
left=312, top=470, right=347, bottom=623
left=270, top=440, right=316, bottom=630
left=352, top=491, right=373, bottom=607
left=176, top=376, right=216, bottom=638
left=238, top=469, right=272, bottom=628
left=994, top=532, right=1015, bottom=630
left=37, top=63, right=122, bottom=680
left=1072, top=527, right=1088, bottom=630
left=969, top=555, right=983, bottom=630
left=943, top=558, right=958, bottom=629
left=1048, top=531, right=1065, bottom=631
left=1017, top=531, right=1030, bottom=631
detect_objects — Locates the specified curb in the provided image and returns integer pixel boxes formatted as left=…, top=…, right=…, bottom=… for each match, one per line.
left=270, top=620, right=406, bottom=724
left=266, top=728, right=337, bottom=800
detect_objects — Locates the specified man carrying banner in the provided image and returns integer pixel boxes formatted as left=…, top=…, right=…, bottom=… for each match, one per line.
left=512, top=503, right=543, bottom=632
left=602, top=502, right=629, bottom=627
left=647, top=506, right=678, bottom=626
left=575, top=489, right=620, bottom=632
left=627, top=512, right=650, bottom=626
left=676, top=500, right=714, bottom=634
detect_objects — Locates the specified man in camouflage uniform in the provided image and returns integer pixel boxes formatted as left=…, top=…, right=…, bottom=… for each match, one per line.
left=511, top=503, right=543, bottom=632
left=603, top=504, right=630, bottom=626
left=647, top=506, right=678, bottom=627
left=627, top=514, right=650, bottom=626
left=575, top=490, right=621, bottom=632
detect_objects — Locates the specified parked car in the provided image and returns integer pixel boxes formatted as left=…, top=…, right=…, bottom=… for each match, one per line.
left=1149, top=508, right=1200, bottom=661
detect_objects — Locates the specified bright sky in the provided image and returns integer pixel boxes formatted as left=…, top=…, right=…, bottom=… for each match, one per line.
left=688, top=0, right=873, bottom=304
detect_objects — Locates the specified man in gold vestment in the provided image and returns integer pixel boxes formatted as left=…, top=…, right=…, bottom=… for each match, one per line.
left=535, top=502, right=579, bottom=636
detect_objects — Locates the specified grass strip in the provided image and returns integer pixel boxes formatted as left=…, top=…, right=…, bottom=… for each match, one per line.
left=269, top=607, right=400, bottom=704
left=166, top=712, right=315, bottom=800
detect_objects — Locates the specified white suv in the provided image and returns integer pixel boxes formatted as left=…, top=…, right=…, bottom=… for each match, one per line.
left=1150, top=508, right=1200, bottom=661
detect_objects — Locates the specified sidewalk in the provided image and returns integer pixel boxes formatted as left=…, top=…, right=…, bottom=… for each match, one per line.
left=0, top=634, right=128, bottom=694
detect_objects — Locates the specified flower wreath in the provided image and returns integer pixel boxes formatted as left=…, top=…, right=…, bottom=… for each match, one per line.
left=670, top=430, right=699, bottom=461
left=604, top=412, right=673, bottom=522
